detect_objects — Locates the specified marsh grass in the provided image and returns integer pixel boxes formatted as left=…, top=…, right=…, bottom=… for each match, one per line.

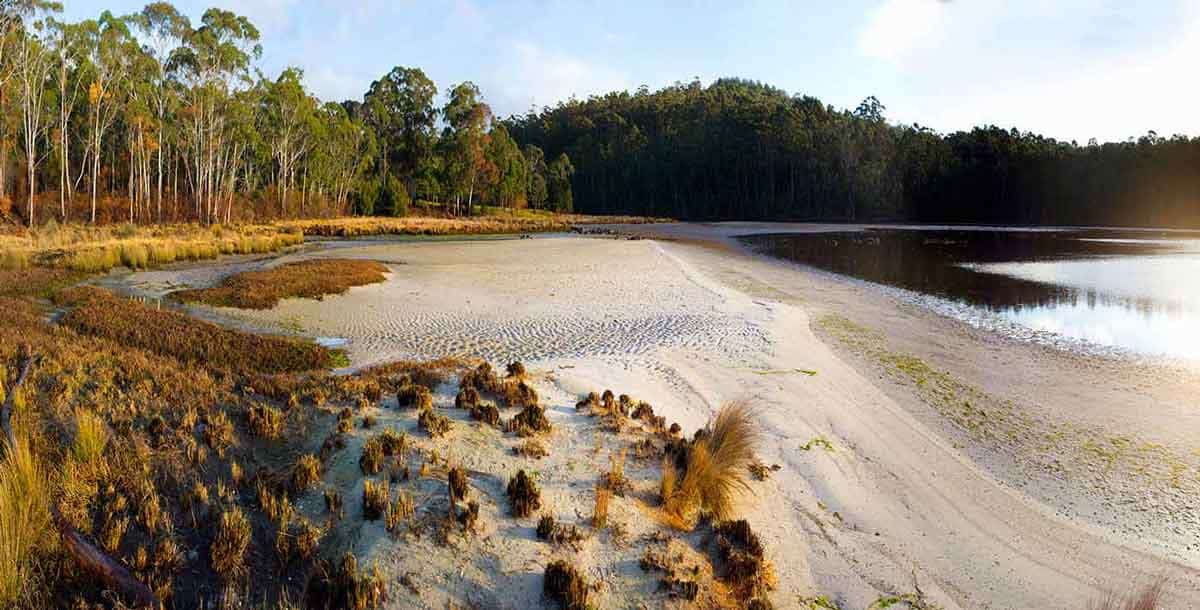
left=173, top=259, right=389, bottom=310
left=276, top=213, right=660, bottom=238
left=72, top=409, right=109, bottom=464
left=0, top=436, right=51, bottom=606
left=58, top=287, right=340, bottom=374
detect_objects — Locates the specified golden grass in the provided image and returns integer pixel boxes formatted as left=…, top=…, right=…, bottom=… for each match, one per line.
left=173, top=259, right=389, bottom=310
left=507, top=470, right=542, bottom=518
left=211, top=507, right=251, bottom=580
left=544, top=560, right=590, bottom=610
left=0, top=222, right=303, bottom=272
left=275, top=213, right=663, bottom=238
left=0, top=436, right=51, bottom=606
left=291, top=454, right=322, bottom=493
left=362, top=479, right=390, bottom=521
left=1087, top=579, right=1167, bottom=610
left=593, top=484, right=612, bottom=528
left=664, top=401, right=761, bottom=526
left=71, top=409, right=109, bottom=464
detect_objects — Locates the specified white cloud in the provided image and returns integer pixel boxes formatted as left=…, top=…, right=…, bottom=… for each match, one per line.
left=857, top=0, right=949, bottom=65
left=488, top=41, right=629, bottom=115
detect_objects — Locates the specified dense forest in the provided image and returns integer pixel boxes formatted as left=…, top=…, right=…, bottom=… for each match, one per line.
left=3, top=1, right=1198, bottom=228
left=0, top=1, right=576, bottom=226
left=507, top=79, right=1200, bottom=227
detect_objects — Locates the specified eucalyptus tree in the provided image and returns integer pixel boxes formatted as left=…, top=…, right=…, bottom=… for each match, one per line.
left=168, top=7, right=260, bottom=223
left=264, top=67, right=315, bottom=214
left=546, top=152, right=574, bottom=212
left=485, top=123, right=525, bottom=210
left=363, top=66, right=437, bottom=199
left=11, top=0, right=60, bottom=222
left=133, top=1, right=188, bottom=221
left=80, top=11, right=134, bottom=222
left=522, top=143, right=547, bottom=209
left=441, top=81, right=492, bottom=216
left=47, top=15, right=86, bottom=219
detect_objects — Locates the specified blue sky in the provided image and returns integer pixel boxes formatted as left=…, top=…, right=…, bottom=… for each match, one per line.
left=62, top=0, right=1200, bottom=143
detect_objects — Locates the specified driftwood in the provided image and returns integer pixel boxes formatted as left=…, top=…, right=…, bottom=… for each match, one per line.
left=1, top=344, right=160, bottom=608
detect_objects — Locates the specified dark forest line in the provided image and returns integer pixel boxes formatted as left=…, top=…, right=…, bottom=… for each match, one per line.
left=505, top=78, right=1200, bottom=228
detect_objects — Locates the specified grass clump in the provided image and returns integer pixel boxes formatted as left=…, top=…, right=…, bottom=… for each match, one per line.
left=72, top=409, right=110, bottom=464
left=211, top=507, right=252, bottom=580
left=455, top=386, right=480, bottom=409
left=247, top=404, right=284, bottom=439
left=173, top=258, right=388, bottom=310
left=448, top=466, right=469, bottom=503
left=469, top=402, right=500, bottom=426
left=397, top=384, right=433, bottom=410
left=712, top=519, right=775, bottom=603
left=502, top=379, right=539, bottom=409
left=291, top=454, right=322, bottom=493
left=508, top=403, right=551, bottom=435
left=360, top=438, right=385, bottom=475
left=363, top=479, right=390, bottom=520
left=544, top=560, right=590, bottom=610
left=459, top=362, right=500, bottom=394
left=0, top=437, right=51, bottom=606
left=418, top=408, right=451, bottom=438
left=1087, top=579, right=1167, bottom=610
left=386, top=491, right=414, bottom=534
left=506, top=469, right=542, bottom=518
left=514, top=439, right=549, bottom=459
left=663, top=401, right=761, bottom=526
left=593, top=484, right=612, bottom=528
left=304, top=552, right=386, bottom=610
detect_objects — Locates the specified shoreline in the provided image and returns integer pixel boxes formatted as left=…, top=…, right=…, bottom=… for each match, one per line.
left=108, top=225, right=1200, bottom=608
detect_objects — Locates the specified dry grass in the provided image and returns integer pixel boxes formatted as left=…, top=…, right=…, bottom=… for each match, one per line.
left=211, top=507, right=252, bottom=580
left=397, top=384, right=433, bottom=410
left=664, top=401, right=761, bottom=526
left=363, top=479, right=390, bottom=521
left=593, top=484, right=612, bottom=528
left=507, top=470, right=542, bottom=518
left=1087, top=579, right=1167, bottom=610
left=418, top=408, right=452, bottom=438
left=173, top=259, right=389, bottom=310
left=0, top=222, right=302, bottom=272
left=58, top=287, right=341, bottom=375
left=0, top=436, right=51, bottom=606
left=71, top=409, right=110, bottom=464
left=291, top=454, right=322, bottom=493
left=544, top=560, right=590, bottom=610
left=386, top=490, right=414, bottom=534
left=276, top=213, right=662, bottom=238
left=304, top=552, right=386, bottom=610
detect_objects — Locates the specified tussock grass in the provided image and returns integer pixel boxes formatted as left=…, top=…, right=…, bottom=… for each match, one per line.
left=544, top=560, right=590, bottom=610
left=211, top=507, right=251, bottom=580
left=1087, top=579, right=1167, bottom=610
left=72, top=409, right=109, bottom=464
left=663, top=401, right=761, bottom=526
left=304, top=552, right=385, bottom=610
left=0, top=436, right=51, bottom=606
left=291, top=454, right=322, bottom=493
left=363, top=479, right=389, bottom=520
left=507, top=470, right=542, bottom=518
left=593, top=484, right=612, bottom=528
left=173, top=259, right=389, bottom=310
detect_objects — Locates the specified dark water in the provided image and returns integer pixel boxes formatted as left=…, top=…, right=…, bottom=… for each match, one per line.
left=742, top=228, right=1200, bottom=360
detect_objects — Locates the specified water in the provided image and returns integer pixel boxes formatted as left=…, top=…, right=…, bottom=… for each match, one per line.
left=742, top=228, right=1200, bottom=361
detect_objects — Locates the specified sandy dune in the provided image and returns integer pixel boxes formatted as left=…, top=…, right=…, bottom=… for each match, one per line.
left=117, top=228, right=1200, bottom=609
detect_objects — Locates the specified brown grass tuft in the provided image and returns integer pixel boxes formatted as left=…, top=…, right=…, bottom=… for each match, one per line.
left=418, top=408, right=451, bottom=438
left=664, top=401, right=760, bottom=526
left=304, top=552, right=386, bottom=610
left=1087, top=578, right=1167, bottom=610
left=211, top=507, right=251, bottom=580
left=397, top=384, right=433, bottom=410
left=363, top=479, right=390, bottom=521
left=0, top=436, right=51, bottom=605
left=507, top=470, right=542, bottom=518
left=448, top=466, right=469, bottom=503
left=544, top=560, right=590, bottom=610
left=291, top=454, right=322, bottom=493
left=593, top=484, right=612, bottom=528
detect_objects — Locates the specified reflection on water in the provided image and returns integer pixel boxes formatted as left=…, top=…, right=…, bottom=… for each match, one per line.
left=742, top=229, right=1200, bottom=360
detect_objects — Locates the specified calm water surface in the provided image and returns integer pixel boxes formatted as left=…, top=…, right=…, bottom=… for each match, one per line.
left=742, top=228, right=1200, bottom=361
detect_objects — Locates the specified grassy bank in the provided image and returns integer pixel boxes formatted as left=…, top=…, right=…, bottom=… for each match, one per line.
left=0, top=222, right=304, bottom=273
left=275, top=212, right=662, bottom=238
left=173, top=259, right=390, bottom=310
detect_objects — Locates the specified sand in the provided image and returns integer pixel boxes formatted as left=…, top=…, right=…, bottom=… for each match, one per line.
left=113, top=226, right=1200, bottom=609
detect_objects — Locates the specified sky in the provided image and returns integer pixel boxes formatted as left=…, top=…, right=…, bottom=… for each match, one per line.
left=61, top=0, right=1200, bottom=144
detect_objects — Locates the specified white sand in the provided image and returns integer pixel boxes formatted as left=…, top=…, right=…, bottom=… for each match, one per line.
left=121, top=228, right=1200, bottom=609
